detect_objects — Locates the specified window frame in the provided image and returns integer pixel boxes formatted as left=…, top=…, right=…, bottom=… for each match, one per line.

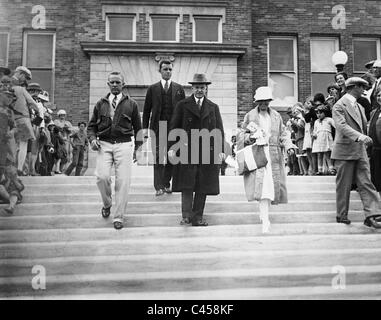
left=105, top=13, right=137, bottom=42
left=149, top=14, right=180, bottom=43
left=310, top=37, right=339, bottom=94
left=0, top=31, right=10, bottom=66
left=267, top=36, right=298, bottom=106
left=352, top=37, right=381, bottom=73
left=192, top=15, right=222, bottom=44
left=22, top=30, right=56, bottom=102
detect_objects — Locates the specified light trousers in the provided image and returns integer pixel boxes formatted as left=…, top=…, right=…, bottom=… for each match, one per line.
left=95, top=140, right=134, bottom=223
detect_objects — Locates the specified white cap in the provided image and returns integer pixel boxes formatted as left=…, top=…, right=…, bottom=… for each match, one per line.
left=57, top=109, right=67, bottom=116
left=254, top=86, right=273, bottom=101
left=38, top=91, right=49, bottom=102
left=15, top=66, right=32, bottom=79
left=373, top=60, right=381, bottom=68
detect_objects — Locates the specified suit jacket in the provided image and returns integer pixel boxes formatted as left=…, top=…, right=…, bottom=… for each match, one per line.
left=331, top=94, right=368, bottom=160
left=369, top=107, right=381, bottom=147
left=370, top=79, right=381, bottom=111
left=143, top=81, right=185, bottom=134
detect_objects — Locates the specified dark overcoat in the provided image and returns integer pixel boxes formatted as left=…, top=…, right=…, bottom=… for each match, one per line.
left=169, top=95, right=224, bottom=195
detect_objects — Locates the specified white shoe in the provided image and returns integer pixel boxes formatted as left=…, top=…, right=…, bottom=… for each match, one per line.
left=262, top=219, right=270, bottom=234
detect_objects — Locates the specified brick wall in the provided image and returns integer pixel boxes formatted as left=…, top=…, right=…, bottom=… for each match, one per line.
left=251, top=0, right=381, bottom=121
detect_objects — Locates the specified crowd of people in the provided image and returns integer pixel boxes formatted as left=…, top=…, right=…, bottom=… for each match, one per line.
left=1, top=59, right=380, bottom=231
left=0, top=65, right=89, bottom=216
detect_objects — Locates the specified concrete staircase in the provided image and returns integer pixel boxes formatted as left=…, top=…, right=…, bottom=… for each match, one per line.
left=1, top=166, right=381, bottom=300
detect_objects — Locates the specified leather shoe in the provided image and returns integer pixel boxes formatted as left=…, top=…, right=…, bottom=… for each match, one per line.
left=364, top=217, right=381, bottom=229
left=163, top=187, right=172, bottom=194
left=155, top=189, right=164, bottom=196
left=180, top=218, right=191, bottom=225
left=336, top=217, right=351, bottom=225
left=101, top=206, right=111, bottom=218
left=113, top=221, right=123, bottom=230
left=192, top=219, right=208, bottom=227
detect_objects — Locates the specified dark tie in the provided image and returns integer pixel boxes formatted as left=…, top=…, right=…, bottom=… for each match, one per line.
left=164, top=80, right=169, bottom=93
left=354, top=102, right=363, bottom=132
left=112, top=95, right=117, bottom=109
left=197, top=99, right=201, bottom=110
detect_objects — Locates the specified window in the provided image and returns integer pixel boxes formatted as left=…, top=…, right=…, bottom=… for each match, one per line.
left=353, top=38, right=380, bottom=74
left=193, top=16, right=222, bottom=43
left=150, top=15, right=179, bottom=42
left=310, top=38, right=339, bottom=95
left=0, top=32, right=9, bottom=66
left=23, top=32, right=55, bottom=100
left=106, top=14, right=136, bottom=41
left=268, top=37, right=298, bottom=106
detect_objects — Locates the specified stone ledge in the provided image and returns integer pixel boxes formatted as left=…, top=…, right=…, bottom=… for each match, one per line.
left=81, top=42, right=247, bottom=57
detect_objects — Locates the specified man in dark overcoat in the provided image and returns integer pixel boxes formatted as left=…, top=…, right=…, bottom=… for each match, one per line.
left=143, top=60, right=185, bottom=196
left=168, top=74, right=225, bottom=226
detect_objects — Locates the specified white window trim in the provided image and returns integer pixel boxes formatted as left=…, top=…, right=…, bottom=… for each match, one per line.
left=23, top=31, right=56, bottom=102
left=267, top=37, right=298, bottom=108
left=0, top=32, right=10, bottom=66
left=310, top=37, right=339, bottom=73
left=149, top=15, right=180, bottom=43
left=105, top=14, right=136, bottom=42
left=352, top=37, right=381, bottom=73
left=192, top=16, right=222, bottom=44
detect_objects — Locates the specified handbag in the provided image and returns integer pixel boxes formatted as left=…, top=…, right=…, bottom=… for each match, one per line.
left=236, top=144, right=268, bottom=175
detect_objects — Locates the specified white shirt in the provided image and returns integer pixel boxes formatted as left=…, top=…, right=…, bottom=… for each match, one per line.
left=161, top=79, right=172, bottom=90
left=108, top=93, right=122, bottom=108
left=194, top=96, right=204, bottom=106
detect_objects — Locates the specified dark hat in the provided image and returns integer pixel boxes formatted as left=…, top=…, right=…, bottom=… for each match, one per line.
left=327, top=83, right=340, bottom=93
left=365, top=60, right=375, bottom=69
left=0, top=66, right=11, bottom=76
left=188, top=73, right=211, bottom=85
left=27, top=83, right=42, bottom=91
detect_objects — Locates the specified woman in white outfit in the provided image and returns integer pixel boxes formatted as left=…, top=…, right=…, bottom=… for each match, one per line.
left=237, top=87, right=296, bottom=233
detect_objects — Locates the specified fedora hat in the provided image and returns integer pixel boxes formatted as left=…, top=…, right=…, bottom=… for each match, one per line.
left=254, top=86, right=273, bottom=101
left=188, top=73, right=211, bottom=85
left=345, top=77, right=369, bottom=88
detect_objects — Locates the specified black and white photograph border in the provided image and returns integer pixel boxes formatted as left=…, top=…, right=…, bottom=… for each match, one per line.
left=0, top=0, right=381, bottom=302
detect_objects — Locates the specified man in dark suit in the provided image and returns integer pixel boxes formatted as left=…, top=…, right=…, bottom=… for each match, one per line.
left=168, top=74, right=225, bottom=226
left=331, top=77, right=381, bottom=229
left=370, top=60, right=381, bottom=111
left=143, top=60, right=185, bottom=196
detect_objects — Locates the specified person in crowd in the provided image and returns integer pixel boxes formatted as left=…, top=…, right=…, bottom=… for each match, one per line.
left=360, top=72, right=376, bottom=121
left=88, top=71, right=142, bottom=230
left=331, top=77, right=381, bottom=228
left=290, top=103, right=308, bottom=175
left=11, top=66, right=39, bottom=176
left=51, top=124, right=67, bottom=174
left=285, top=107, right=300, bottom=175
left=54, top=109, right=73, bottom=173
left=303, top=96, right=317, bottom=175
left=370, top=60, right=381, bottom=112
left=368, top=88, right=381, bottom=197
left=325, top=83, right=341, bottom=109
left=0, top=165, right=24, bottom=216
left=312, top=105, right=336, bottom=175
left=65, top=122, right=89, bottom=176
left=168, top=74, right=225, bottom=227
left=0, top=66, right=11, bottom=78
left=143, top=60, right=185, bottom=196
left=335, top=72, right=348, bottom=99
left=237, top=86, right=295, bottom=234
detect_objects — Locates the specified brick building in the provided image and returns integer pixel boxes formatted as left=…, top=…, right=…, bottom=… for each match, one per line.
left=1, top=0, right=380, bottom=135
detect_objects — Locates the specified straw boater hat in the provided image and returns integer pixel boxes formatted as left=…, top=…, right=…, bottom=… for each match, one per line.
left=38, top=91, right=50, bottom=102
left=254, top=86, right=273, bottom=102
left=188, top=73, right=212, bottom=85
left=15, top=66, right=32, bottom=80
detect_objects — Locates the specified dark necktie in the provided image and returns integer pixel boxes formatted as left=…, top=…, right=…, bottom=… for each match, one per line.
left=164, top=80, right=169, bottom=93
left=354, top=102, right=363, bottom=132
left=112, top=95, right=117, bottom=109
left=197, top=98, right=202, bottom=110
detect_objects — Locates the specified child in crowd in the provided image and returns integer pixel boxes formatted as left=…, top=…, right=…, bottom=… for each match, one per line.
left=290, top=103, right=308, bottom=175
left=312, top=105, right=336, bottom=175
left=285, top=107, right=300, bottom=175
left=0, top=165, right=24, bottom=216
left=303, top=96, right=318, bottom=175
left=65, top=122, right=89, bottom=176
